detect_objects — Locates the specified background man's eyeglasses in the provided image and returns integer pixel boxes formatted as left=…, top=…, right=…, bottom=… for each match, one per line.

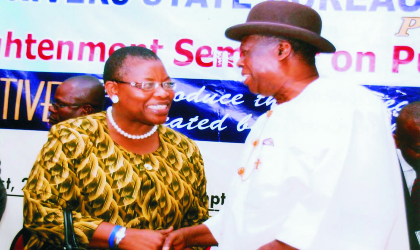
left=51, top=101, right=91, bottom=109
left=112, top=80, right=175, bottom=91
left=401, top=141, right=420, bottom=154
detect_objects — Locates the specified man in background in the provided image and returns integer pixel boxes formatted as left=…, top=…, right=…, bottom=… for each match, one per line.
left=49, top=75, right=105, bottom=125
left=163, top=1, right=408, bottom=249
left=8, top=75, right=105, bottom=248
left=394, top=101, right=420, bottom=250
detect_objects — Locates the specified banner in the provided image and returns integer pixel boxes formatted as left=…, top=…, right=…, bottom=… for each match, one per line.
left=0, top=0, right=419, bottom=248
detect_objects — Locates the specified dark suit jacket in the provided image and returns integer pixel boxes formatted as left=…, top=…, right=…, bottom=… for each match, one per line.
left=0, top=167, right=7, bottom=221
left=402, top=165, right=420, bottom=250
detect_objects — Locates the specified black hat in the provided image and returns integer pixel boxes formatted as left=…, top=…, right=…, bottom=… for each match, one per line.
left=225, top=1, right=336, bottom=53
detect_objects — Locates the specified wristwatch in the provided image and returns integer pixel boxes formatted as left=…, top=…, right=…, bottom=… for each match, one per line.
left=114, top=226, right=127, bottom=249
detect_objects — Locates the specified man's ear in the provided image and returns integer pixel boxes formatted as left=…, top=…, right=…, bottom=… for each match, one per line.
left=82, top=105, right=94, bottom=115
left=393, top=133, right=400, bottom=149
left=278, top=40, right=292, bottom=60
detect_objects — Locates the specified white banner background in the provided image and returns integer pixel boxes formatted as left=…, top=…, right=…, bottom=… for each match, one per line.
left=0, top=0, right=419, bottom=248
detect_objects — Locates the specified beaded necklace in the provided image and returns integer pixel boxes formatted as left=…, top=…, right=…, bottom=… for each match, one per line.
left=107, top=106, right=158, bottom=140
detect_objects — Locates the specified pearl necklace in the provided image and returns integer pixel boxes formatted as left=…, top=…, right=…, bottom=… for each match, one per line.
left=107, top=106, right=158, bottom=140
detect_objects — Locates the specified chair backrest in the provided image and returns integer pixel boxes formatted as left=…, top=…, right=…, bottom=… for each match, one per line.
left=9, top=228, right=24, bottom=250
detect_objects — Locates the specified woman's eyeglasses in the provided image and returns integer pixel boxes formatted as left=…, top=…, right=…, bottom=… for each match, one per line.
left=112, top=80, right=175, bottom=91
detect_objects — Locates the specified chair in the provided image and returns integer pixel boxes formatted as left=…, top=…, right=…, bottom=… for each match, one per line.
left=9, top=228, right=24, bottom=250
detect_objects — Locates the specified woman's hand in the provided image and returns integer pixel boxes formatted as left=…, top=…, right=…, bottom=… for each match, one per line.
left=89, top=222, right=174, bottom=250
left=118, top=227, right=174, bottom=250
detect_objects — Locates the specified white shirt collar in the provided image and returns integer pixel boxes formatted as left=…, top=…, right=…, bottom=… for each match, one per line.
left=397, top=149, right=415, bottom=172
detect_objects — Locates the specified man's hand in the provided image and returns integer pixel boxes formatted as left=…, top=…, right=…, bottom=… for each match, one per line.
left=162, top=228, right=188, bottom=250
left=162, top=224, right=218, bottom=250
left=257, top=240, right=298, bottom=250
left=159, top=226, right=174, bottom=236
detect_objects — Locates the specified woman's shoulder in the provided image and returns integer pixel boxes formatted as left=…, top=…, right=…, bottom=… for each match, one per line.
left=158, top=125, right=199, bottom=149
left=51, top=111, right=108, bottom=137
left=44, top=112, right=108, bottom=159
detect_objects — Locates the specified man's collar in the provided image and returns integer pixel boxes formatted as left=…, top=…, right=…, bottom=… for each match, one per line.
left=397, top=149, right=415, bottom=172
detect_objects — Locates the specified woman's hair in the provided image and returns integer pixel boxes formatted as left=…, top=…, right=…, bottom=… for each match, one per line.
left=103, top=46, right=160, bottom=83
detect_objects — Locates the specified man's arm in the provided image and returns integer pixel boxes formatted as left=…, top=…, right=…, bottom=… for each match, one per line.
left=258, top=240, right=298, bottom=250
left=163, top=226, right=297, bottom=250
left=163, top=224, right=218, bottom=250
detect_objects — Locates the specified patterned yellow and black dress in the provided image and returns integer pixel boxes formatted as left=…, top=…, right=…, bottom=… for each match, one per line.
left=22, top=112, right=209, bottom=250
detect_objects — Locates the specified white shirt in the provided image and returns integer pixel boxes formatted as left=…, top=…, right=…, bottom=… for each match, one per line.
left=204, top=78, right=409, bottom=250
left=398, top=149, right=417, bottom=194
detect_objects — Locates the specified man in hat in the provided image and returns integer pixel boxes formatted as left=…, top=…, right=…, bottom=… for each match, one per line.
left=48, top=75, right=105, bottom=125
left=394, top=102, right=420, bottom=250
left=163, top=1, right=408, bottom=249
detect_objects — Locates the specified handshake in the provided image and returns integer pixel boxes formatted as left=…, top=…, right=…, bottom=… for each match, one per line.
left=97, top=223, right=216, bottom=250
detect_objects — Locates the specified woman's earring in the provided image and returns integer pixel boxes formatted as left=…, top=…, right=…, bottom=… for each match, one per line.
left=111, top=95, right=119, bottom=104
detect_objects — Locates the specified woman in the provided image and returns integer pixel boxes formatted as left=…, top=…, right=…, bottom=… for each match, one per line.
left=22, top=47, right=209, bottom=250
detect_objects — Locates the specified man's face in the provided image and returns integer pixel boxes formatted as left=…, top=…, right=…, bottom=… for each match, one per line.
left=237, top=35, right=282, bottom=96
left=48, top=82, right=86, bottom=125
left=398, top=121, right=420, bottom=171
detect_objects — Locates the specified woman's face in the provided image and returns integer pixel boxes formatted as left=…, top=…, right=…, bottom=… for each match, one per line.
left=114, top=57, right=174, bottom=126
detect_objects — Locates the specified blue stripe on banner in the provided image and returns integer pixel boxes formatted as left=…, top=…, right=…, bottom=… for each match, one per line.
left=365, top=85, right=420, bottom=131
left=1, top=69, right=419, bottom=143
